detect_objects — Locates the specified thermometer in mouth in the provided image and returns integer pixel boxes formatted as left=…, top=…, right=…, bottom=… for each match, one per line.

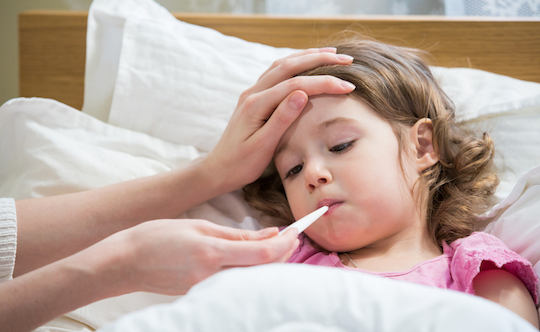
left=278, top=206, right=329, bottom=236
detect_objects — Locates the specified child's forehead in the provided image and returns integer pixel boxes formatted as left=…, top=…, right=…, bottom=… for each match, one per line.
left=296, top=95, right=378, bottom=128
left=275, top=95, right=384, bottom=155
left=278, top=96, right=351, bottom=142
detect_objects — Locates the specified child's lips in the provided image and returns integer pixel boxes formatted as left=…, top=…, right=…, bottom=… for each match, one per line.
left=317, top=200, right=344, bottom=214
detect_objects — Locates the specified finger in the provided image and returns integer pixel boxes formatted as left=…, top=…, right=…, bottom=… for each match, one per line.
left=218, top=237, right=299, bottom=273
left=254, top=52, right=354, bottom=94
left=199, top=222, right=280, bottom=241
left=252, top=51, right=354, bottom=95
left=248, top=76, right=355, bottom=145
left=271, top=238, right=300, bottom=263
left=256, top=90, right=308, bottom=140
left=219, top=228, right=299, bottom=266
left=257, top=47, right=336, bottom=81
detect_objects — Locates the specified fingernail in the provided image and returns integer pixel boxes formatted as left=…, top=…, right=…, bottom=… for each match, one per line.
left=319, top=47, right=337, bottom=53
left=336, top=54, right=354, bottom=62
left=340, top=81, right=356, bottom=90
left=289, top=92, right=307, bottom=111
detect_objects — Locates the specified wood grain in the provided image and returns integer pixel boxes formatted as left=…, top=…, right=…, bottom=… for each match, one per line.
left=19, top=11, right=87, bottom=110
left=19, top=11, right=540, bottom=110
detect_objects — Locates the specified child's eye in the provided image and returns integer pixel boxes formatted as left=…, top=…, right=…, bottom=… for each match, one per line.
left=285, top=164, right=303, bottom=179
left=329, top=141, right=355, bottom=153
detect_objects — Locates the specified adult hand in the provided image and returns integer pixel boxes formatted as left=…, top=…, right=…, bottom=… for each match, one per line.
left=1, top=219, right=298, bottom=332
left=203, top=48, right=355, bottom=192
left=117, top=219, right=299, bottom=295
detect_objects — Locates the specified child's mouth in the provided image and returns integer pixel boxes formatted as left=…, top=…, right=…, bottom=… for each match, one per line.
left=318, top=200, right=344, bottom=215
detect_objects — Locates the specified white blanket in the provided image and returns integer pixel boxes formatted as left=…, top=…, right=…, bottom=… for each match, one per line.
left=99, top=264, right=536, bottom=332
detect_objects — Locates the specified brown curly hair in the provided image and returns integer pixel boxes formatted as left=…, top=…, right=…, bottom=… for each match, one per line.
left=243, top=38, right=499, bottom=246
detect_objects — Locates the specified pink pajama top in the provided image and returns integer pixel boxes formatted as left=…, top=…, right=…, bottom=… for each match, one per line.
left=287, top=231, right=539, bottom=303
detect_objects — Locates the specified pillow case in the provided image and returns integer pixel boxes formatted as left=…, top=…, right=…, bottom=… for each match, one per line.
left=0, top=98, right=197, bottom=199
left=82, top=0, right=179, bottom=122
left=431, top=67, right=540, bottom=199
left=84, top=0, right=296, bottom=152
left=484, top=164, right=540, bottom=298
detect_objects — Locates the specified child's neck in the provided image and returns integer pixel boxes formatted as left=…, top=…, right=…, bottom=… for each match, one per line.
left=340, top=230, right=442, bottom=272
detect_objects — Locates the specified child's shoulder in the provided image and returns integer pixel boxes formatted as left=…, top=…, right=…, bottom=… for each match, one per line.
left=449, top=231, right=531, bottom=271
left=450, top=231, right=509, bottom=251
left=448, top=231, right=538, bottom=303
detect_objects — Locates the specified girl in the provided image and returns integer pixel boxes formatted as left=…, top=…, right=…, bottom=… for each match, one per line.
left=244, top=38, right=539, bottom=327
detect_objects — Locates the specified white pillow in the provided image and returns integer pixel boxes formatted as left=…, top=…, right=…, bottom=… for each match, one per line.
left=431, top=67, right=540, bottom=200
left=484, top=164, right=540, bottom=298
left=431, top=67, right=540, bottom=122
left=84, top=0, right=296, bottom=152
left=82, top=0, right=177, bottom=122
left=0, top=98, right=199, bottom=199
left=84, top=0, right=540, bottom=200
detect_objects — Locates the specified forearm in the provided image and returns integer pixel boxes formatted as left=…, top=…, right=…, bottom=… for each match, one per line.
left=14, top=157, right=226, bottom=276
left=0, top=234, right=131, bottom=332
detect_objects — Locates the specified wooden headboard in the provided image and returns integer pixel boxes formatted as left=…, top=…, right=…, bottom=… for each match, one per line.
left=19, top=11, right=540, bottom=110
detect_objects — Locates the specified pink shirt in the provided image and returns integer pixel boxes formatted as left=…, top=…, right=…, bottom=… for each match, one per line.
left=288, top=231, right=538, bottom=303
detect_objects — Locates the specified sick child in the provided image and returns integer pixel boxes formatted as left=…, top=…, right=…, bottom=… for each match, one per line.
left=244, top=38, right=539, bottom=327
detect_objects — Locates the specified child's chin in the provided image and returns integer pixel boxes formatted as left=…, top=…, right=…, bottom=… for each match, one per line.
left=312, top=237, right=355, bottom=253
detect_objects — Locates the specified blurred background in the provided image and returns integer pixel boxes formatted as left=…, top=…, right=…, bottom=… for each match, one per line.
left=1, top=0, right=539, bottom=106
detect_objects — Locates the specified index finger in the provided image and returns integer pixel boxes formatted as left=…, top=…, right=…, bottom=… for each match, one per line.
left=257, top=48, right=336, bottom=81
left=251, top=51, right=354, bottom=95
left=218, top=227, right=299, bottom=266
left=247, top=75, right=355, bottom=132
left=198, top=221, right=280, bottom=241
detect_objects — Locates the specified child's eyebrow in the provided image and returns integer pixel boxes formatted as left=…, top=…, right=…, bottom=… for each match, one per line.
left=317, top=117, right=358, bottom=133
left=275, top=117, right=359, bottom=159
left=274, top=142, right=289, bottom=160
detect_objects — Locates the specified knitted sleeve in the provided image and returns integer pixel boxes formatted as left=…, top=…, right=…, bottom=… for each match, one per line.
left=0, top=198, right=17, bottom=282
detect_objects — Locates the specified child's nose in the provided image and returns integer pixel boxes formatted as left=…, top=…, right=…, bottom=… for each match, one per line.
left=304, top=162, right=332, bottom=191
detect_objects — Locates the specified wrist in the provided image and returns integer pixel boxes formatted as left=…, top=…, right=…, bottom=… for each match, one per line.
left=190, top=154, right=240, bottom=196
left=65, top=231, right=136, bottom=298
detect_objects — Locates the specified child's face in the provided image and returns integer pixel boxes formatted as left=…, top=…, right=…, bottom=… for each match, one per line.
left=274, top=95, right=423, bottom=252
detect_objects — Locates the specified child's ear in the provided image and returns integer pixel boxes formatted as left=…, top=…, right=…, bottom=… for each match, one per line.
left=410, top=118, right=438, bottom=172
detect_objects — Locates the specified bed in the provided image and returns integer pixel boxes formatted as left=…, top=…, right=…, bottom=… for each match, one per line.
left=6, top=0, right=540, bottom=330
left=18, top=7, right=540, bottom=112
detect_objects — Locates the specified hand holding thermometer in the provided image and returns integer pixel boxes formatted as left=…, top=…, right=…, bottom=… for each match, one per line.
left=278, top=206, right=329, bottom=236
